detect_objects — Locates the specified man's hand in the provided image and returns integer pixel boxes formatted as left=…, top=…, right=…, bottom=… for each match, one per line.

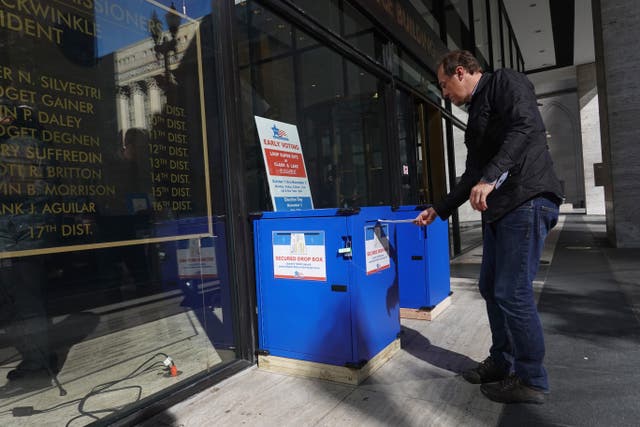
left=414, top=207, right=437, bottom=226
left=469, top=180, right=495, bottom=211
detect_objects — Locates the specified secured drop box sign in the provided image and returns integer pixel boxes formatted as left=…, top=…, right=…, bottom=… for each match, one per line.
left=252, top=207, right=400, bottom=383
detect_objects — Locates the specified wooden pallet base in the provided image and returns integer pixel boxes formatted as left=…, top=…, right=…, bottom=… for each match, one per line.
left=257, top=338, right=401, bottom=385
left=400, top=295, right=452, bottom=320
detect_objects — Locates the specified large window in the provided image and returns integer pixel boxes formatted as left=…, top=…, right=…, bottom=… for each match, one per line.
left=0, top=1, right=236, bottom=424
left=237, top=1, right=390, bottom=211
left=291, top=0, right=384, bottom=62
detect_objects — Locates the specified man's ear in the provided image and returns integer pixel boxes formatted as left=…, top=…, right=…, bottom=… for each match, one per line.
left=455, top=66, right=464, bottom=81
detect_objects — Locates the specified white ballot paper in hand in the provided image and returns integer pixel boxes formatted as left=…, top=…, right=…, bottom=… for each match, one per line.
left=376, top=218, right=416, bottom=223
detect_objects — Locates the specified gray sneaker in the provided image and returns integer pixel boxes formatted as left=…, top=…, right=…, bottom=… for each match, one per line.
left=462, top=356, right=509, bottom=384
left=480, top=375, right=547, bottom=404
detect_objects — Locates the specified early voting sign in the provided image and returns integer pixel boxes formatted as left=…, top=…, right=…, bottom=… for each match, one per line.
left=255, top=116, right=313, bottom=211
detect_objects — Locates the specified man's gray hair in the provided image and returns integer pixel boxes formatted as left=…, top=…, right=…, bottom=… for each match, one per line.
left=438, top=50, right=483, bottom=76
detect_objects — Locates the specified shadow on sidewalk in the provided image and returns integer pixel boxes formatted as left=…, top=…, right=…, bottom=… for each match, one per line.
left=400, top=325, right=478, bottom=374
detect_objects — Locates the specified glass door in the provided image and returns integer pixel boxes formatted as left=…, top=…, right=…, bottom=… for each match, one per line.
left=396, top=89, right=419, bottom=205
left=396, top=89, right=448, bottom=208
left=420, top=102, right=448, bottom=206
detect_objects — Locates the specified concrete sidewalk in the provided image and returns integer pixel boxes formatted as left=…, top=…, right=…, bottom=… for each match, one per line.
left=140, top=215, right=640, bottom=427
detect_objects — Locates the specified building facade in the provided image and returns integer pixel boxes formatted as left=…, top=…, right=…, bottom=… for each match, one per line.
left=0, top=0, right=527, bottom=424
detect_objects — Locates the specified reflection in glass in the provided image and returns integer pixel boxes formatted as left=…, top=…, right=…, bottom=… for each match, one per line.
left=236, top=0, right=293, bottom=65
left=490, top=0, right=502, bottom=69
left=444, top=0, right=465, bottom=51
left=472, top=0, right=490, bottom=68
left=442, top=118, right=451, bottom=195
left=301, top=51, right=388, bottom=208
left=445, top=0, right=472, bottom=51
left=290, top=0, right=382, bottom=61
left=290, top=0, right=341, bottom=34
left=502, top=11, right=511, bottom=68
left=342, top=1, right=383, bottom=62
left=448, top=0, right=470, bottom=29
left=409, top=0, right=440, bottom=35
left=397, top=50, right=437, bottom=99
left=0, top=1, right=235, bottom=424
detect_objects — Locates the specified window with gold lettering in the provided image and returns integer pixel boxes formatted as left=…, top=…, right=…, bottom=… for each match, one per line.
left=0, top=1, right=235, bottom=424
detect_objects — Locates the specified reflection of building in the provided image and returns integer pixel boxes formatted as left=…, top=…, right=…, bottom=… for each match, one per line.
left=113, top=20, right=198, bottom=135
left=107, top=14, right=208, bottom=219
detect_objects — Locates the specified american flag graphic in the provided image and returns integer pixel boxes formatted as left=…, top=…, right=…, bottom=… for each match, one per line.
left=271, top=124, right=289, bottom=139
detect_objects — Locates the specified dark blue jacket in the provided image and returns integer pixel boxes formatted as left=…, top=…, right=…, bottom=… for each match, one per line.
left=434, top=69, right=564, bottom=223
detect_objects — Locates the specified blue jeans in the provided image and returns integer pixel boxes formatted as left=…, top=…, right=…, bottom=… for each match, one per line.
left=479, top=196, right=559, bottom=391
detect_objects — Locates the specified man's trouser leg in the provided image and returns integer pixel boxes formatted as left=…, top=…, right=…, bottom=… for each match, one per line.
left=489, top=197, right=558, bottom=391
left=479, top=219, right=511, bottom=372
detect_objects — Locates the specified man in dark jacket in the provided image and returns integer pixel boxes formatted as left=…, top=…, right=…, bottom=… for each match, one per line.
left=414, top=50, right=563, bottom=404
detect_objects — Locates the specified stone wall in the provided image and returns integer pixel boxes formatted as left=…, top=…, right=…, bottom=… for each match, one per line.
left=593, top=0, right=640, bottom=247
left=577, top=63, right=605, bottom=215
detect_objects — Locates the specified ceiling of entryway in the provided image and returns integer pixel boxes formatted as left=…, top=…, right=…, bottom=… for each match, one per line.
left=502, top=0, right=595, bottom=72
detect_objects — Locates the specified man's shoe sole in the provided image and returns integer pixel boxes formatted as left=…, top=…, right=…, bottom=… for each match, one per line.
left=480, top=384, right=547, bottom=404
left=461, top=371, right=481, bottom=384
left=461, top=371, right=509, bottom=384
